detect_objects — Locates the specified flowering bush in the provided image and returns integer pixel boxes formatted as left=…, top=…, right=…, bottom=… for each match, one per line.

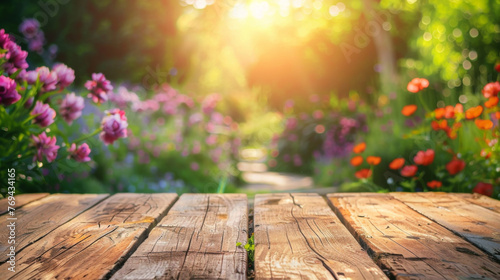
left=0, top=27, right=127, bottom=191
left=269, top=94, right=367, bottom=178
left=350, top=71, right=500, bottom=197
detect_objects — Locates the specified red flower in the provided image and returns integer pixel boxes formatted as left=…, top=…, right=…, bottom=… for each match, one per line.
left=402, top=105, right=417, bottom=116
left=465, top=105, right=483, bottom=119
left=444, top=105, right=455, bottom=119
left=482, top=82, right=500, bottom=99
left=485, top=96, right=499, bottom=108
left=366, top=156, right=381, bottom=165
left=389, top=158, right=405, bottom=170
left=475, top=119, right=493, bottom=130
left=353, top=142, right=366, bottom=154
left=400, top=165, right=418, bottom=177
left=496, top=63, right=500, bottom=73
left=427, top=180, right=442, bottom=189
left=355, top=168, right=372, bottom=179
left=413, top=149, right=435, bottom=166
left=407, top=78, right=429, bottom=93
left=473, top=182, right=493, bottom=197
left=446, top=158, right=466, bottom=175
left=350, top=156, right=363, bottom=167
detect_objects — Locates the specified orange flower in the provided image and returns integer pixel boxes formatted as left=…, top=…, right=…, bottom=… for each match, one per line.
left=482, top=82, right=500, bottom=98
left=427, top=180, right=442, bottom=189
left=407, top=78, right=429, bottom=93
left=465, top=105, right=483, bottom=119
left=454, top=103, right=463, bottom=114
left=400, top=165, right=418, bottom=177
left=402, top=105, right=417, bottom=116
left=485, top=96, right=499, bottom=108
left=350, top=156, right=363, bottom=166
left=366, top=156, right=381, bottom=165
left=389, top=158, right=405, bottom=170
left=431, top=120, right=440, bottom=131
left=446, top=158, right=466, bottom=175
left=353, top=142, right=366, bottom=154
left=355, top=168, right=372, bottom=179
left=475, top=119, right=493, bottom=130
left=413, top=149, right=435, bottom=166
left=496, top=112, right=500, bottom=120
left=434, top=108, right=445, bottom=119
left=480, top=149, right=491, bottom=159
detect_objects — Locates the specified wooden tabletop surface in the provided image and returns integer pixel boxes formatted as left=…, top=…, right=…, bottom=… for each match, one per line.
left=1, top=192, right=499, bottom=279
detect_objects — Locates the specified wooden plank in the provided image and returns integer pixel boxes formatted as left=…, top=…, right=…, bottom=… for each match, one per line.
left=0, top=193, right=107, bottom=263
left=0, top=193, right=50, bottom=215
left=328, top=193, right=500, bottom=279
left=111, top=193, right=248, bottom=280
left=454, top=192, right=500, bottom=213
left=2, top=193, right=177, bottom=280
left=391, top=192, right=500, bottom=261
left=254, top=193, right=387, bottom=280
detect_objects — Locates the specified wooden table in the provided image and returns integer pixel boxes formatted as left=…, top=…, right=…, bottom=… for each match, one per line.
left=1, top=192, right=499, bottom=279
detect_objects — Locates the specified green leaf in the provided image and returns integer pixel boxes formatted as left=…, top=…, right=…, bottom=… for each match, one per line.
left=236, top=242, right=242, bottom=246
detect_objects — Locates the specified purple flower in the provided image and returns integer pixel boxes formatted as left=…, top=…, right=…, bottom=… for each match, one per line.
left=53, top=63, right=75, bottom=89
left=0, top=76, right=21, bottom=106
left=36, top=66, right=58, bottom=93
left=31, top=101, right=56, bottom=127
left=18, top=69, right=39, bottom=84
left=85, top=73, right=113, bottom=104
left=68, top=143, right=91, bottom=162
left=100, top=109, right=128, bottom=145
left=19, top=19, right=40, bottom=39
left=60, top=93, right=84, bottom=124
left=32, top=132, right=59, bottom=162
left=2, top=41, right=29, bottom=74
left=28, top=31, right=44, bottom=53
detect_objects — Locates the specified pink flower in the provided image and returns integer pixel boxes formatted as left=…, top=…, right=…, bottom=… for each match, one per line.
left=313, top=110, right=324, bottom=119
left=32, top=132, right=59, bottom=162
left=0, top=76, right=21, bottom=106
left=482, top=82, right=500, bottom=99
left=190, top=162, right=199, bottom=171
left=407, top=78, right=429, bottom=93
left=18, top=69, right=39, bottom=84
left=0, top=29, right=10, bottom=48
left=100, top=109, right=128, bottom=145
left=286, top=117, right=297, bottom=130
left=68, top=143, right=91, bottom=162
left=19, top=19, right=40, bottom=39
left=53, top=63, right=75, bottom=89
left=85, top=73, right=113, bottom=104
left=2, top=41, right=29, bottom=74
left=31, top=101, right=56, bottom=127
left=206, top=134, right=217, bottom=146
left=201, top=93, right=220, bottom=114
left=60, top=93, right=84, bottom=124
left=36, top=66, right=58, bottom=93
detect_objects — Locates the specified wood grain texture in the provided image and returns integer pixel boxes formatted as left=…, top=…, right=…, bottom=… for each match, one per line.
left=391, top=192, right=500, bottom=261
left=0, top=194, right=107, bottom=263
left=328, top=193, right=500, bottom=280
left=2, top=193, right=177, bottom=280
left=111, top=193, right=248, bottom=280
left=0, top=193, right=49, bottom=215
left=454, top=192, right=500, bottom=213
left=254, top=193, right=387, bottom=280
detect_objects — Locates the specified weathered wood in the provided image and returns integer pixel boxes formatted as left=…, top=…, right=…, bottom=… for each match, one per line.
left=328, top=193, right=500, bottom=279
left=0, top=193, right=107, bottom=263
left=254, top=193, right=387, bottom=280
left=111, top=194, right=248, bottom=280
left=0, top=193, right=50, bottom=215
left=2, top=193, right=177, bottom=280
left=392, top=192, right=500, bottom=261
left=454, top=192, right=500, bottom=213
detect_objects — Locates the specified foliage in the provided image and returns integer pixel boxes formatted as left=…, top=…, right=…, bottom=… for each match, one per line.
left=236, top=233, right=255, bottom=264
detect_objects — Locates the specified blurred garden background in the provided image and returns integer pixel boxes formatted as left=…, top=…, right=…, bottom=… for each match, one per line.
left=0, top=0, right=499, bottom=197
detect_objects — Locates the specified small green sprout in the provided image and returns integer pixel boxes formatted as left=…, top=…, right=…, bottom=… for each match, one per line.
left=236, top=233, right=254, bottom=262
